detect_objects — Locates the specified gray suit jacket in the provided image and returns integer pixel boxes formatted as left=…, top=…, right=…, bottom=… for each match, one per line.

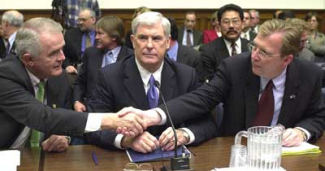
left=0, top=56, right=88, bottom=148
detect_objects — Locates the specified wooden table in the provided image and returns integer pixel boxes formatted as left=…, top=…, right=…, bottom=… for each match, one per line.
left=19, top=135, right=325, bottom=171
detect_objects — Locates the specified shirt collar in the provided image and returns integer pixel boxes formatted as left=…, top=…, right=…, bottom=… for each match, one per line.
left=167, top=41, right=178, bottom=61
left=135, top=58, right=163, bottom=87
left=223, top=38, right=241, bottom=54
left=8, top=31, right=17, bottom=47
left=260, top=67, right=287, bottom=91
left=25, top=68, right=47, bottom=88
left=106, top=46, right=121, bottom=59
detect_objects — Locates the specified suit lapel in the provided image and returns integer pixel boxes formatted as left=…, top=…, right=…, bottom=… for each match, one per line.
left=95, top=49, right=105, bottom=69
left=278, top=61, right=299, bottom=124
left=160, top=60, right=177, bottom=102
left=123, top=58, right=149, bottom=109
left=219, top=38, right=230, bottom=58
left=244, top=64, right=260, bottom=128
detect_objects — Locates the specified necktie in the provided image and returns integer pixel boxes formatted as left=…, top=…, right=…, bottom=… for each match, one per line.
left=85, top=33, right=92, bottom=48
left=147, top=75, right=159, bottom=109
left=253, top=80, right=274, bottom=126
left=101, top=51, right=114, bottom=68
left=186, top=30, right=192, bottom=46
left=30, top=81, right=45, bottom=147
left=231, top=42, right=237, bottom=56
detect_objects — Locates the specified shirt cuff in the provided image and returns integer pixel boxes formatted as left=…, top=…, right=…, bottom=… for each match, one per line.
left=179, top=128, right=195, bottom=145
left=295, top=127, right=311, bottom=141
left=114, top=134, right=124, bottom=149
left=84, top=113, right=106, bottom=132
left=153, top=108, right=167, bottom=125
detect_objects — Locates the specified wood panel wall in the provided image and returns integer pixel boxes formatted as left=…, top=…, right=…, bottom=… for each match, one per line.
left=1, top=9, right=325, bottom=33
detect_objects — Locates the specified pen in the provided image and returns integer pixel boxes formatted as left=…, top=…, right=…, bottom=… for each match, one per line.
left=92, top=151, right=99, bottom=165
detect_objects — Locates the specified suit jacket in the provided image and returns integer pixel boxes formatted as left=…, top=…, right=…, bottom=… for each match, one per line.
left=199, top=37, right=249, bottom=81
left=0, top=56, right=88, bottom=148
left=85, top=56, right=216, bottom=149
left=203, top=29, right=218, bottom=44
left=63, top=28, right=84, bottom=68
left=73, top=46, right=133, bottom=103
left=177, top=27, right=203, bottom=47
left=161, top=52, right=325, bottom=142
left=0, top=38, right=6, bottom=59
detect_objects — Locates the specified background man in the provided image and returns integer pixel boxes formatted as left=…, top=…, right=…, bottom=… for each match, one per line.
left=241, top=10, right=256, bottom=41
left=85, top=12, right=216, bottom=153
left=73, top=16, right=133, bottom=113
left=200, top=4, right=249, bottom=81
left=121, top=19, right=325, bottom=147
left=249, top=9, right=260, bottom=33
left=63, top=8, right=97, bottom=75
left=0, top=17, right=147, bottom=149
left=1, top=10, right=24, bottom=58
left=177, top=11, right=203, bottom=47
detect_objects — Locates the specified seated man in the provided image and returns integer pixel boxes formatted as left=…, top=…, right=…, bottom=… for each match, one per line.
left=86, top=12, right=216, bottom=153
left=120, top=19, right=325, bottom=147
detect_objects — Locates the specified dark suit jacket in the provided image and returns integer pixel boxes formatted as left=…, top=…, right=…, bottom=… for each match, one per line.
left=177, top=27, right=203, bottom=47
left=73, top=46, right=133, bottom=103
left=199, top=37, right=249, bottom=81
left=160, top=52, right=325, bottom=142
left=0, top=56, right=88, bottom=148
left=63, top=28, right=84, bottom=68
left=85, top=56, right=216, bottom=149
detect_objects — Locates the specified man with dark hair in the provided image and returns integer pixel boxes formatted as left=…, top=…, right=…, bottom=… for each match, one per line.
left=200, top=3, right=249, bottom=81
left=177, top=11, right=203, bottom=47
left=73, top=16, right=133, bottom=112
left=241, top=11, right=256, bottom=41
left=167, top=17, right=201, bottom=75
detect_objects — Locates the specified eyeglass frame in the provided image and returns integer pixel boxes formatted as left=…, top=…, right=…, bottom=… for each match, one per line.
left=221, top=18, right=242, bottom=26
left=248, top=42, right=282, bottom=59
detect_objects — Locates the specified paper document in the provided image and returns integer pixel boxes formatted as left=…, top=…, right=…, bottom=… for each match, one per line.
left=282, top=142, right=321, bottom=156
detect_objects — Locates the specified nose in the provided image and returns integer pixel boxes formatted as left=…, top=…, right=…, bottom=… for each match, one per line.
left=146, top=38, right=153, bottom=48
left=58, top=49, right=65, bottom=61
left=251, top=49, right=260, bottom=61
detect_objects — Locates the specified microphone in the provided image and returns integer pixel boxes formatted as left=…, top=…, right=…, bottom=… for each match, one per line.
left=154, top=81, right=190, bottom=171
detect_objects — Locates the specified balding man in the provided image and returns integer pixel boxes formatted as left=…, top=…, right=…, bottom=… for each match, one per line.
left=1, top=10, right=24, bottom=58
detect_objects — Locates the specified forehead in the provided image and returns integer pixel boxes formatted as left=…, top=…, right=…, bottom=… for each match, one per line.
left=244, top=12, right=250, bottom=18
left=221, top=10, right=240, bottom=19
left=136, top=23, right=165, bottom=35
left=186, top=14, right=195, bottom=20
left=79, top=11, right=90, bottom=18
left=255, top=33, right=283, bottom=53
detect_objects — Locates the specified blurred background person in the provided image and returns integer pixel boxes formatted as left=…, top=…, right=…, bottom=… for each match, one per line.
left=305, top=12, right=325, bottom=60
left=249, top=9, right=260, bottom=33
left=203, top=11, right=221, bottom=44
left=241, top=10, right=256, bottom=41
left=178, top=11, right=203, bottom=47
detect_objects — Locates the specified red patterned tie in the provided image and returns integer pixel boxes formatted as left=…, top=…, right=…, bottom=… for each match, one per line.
left=253, top=80, right=274, bottom=126
left=231, top=42, right=237, bottom=56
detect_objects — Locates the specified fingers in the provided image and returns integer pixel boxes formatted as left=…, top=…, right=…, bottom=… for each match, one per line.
left=159, top=127, right=174, bottom=147
left=74, top=101, right=86, bottom=112
left=131, top=132, right=159, bottom=153
left=42, top=135, right=69, bottom=152
left=282, top=128, right=304, bottom=147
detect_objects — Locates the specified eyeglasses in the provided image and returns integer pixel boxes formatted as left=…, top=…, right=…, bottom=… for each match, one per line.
left=248, top=42, right=281, bottom=58
left=221, top=18, right=241, bottom=26
left=123, top=163, right=153, bottom=171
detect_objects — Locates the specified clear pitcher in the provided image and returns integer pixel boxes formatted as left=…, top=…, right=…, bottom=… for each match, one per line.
left=231, top=125, right=284, bottom=170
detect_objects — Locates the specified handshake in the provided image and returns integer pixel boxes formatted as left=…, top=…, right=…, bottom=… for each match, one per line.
left=101, top=107, right=162, bottom=137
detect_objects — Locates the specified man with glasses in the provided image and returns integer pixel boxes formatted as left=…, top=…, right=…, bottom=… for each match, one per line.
left=121, top=19, right=325, bottom=147
left=63, top=8, right=97, bottom=75
left=200, top=4, right=249, bottom=82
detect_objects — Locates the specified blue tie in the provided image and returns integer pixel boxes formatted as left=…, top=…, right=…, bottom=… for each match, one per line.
left=147, top=75, right=159, bottom=109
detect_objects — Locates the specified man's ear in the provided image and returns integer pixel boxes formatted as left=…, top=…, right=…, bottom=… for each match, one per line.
left=283, top=54, right=294, bottom=67
left=21, top=53, right=34, bottom=67
left=130, top=34, right=135, bottom=48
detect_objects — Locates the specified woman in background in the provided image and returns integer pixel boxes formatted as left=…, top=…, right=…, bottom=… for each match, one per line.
left=203, top=11, right=221, bottom=44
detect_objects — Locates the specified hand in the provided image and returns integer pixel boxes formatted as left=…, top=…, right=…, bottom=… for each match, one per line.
left=116, top=107, right=162, bottom=136
left=101, top=112, right=147, bottom=137
left=122, top=131, right=159, bottom=153
left=159, top=127, right=189, bottom=151
left=282, top=128, right=305, bottom=147
left=65, top=66, right=78, bottom=74
left=74, top=101, right=86, bottom=112
left=41, top=135, right=69, bottom=152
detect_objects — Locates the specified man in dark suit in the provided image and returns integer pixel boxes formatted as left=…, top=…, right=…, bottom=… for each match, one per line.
left=177, top=11, right=203, bottom=47
left=0, top=17, right=147, bottom=149
left=73, top=16, right=133, bottom=113
left=241, top=11, right=257, bottom=41
left=63, top=8, right=96, bottom=74
left=86, top=12, right=216, bottom=153
left=120, top=19, right=325, bottom=147
left=167, top=18, right=202, bottom=76
left=200, top=4, right=249, bottom=81
left=1, top=10, right=24, bottom=58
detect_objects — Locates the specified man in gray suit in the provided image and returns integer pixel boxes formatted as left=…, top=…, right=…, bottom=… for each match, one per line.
left=0, top=17, right=147, bottom=149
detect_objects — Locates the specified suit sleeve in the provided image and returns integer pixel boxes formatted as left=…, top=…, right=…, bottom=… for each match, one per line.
left=199, top=44, right=217, bottom=81
left=73, top=50, right=89, bottom=102
left=85, top=68, right=119, bottom=149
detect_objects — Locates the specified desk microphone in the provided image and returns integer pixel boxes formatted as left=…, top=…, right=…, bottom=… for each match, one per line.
left=154, top=81, right=190, bottom=171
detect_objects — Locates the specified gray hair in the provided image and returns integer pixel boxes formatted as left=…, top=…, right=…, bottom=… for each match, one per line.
left=249, top=9, right=259, bottom=17
left=2, top=10, right=24, bottom=27
left=79, top=8, right=96, bottom=18
left=131, top=11, right=170, bottom=37
left=15, top=17, right=63, bottom=58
